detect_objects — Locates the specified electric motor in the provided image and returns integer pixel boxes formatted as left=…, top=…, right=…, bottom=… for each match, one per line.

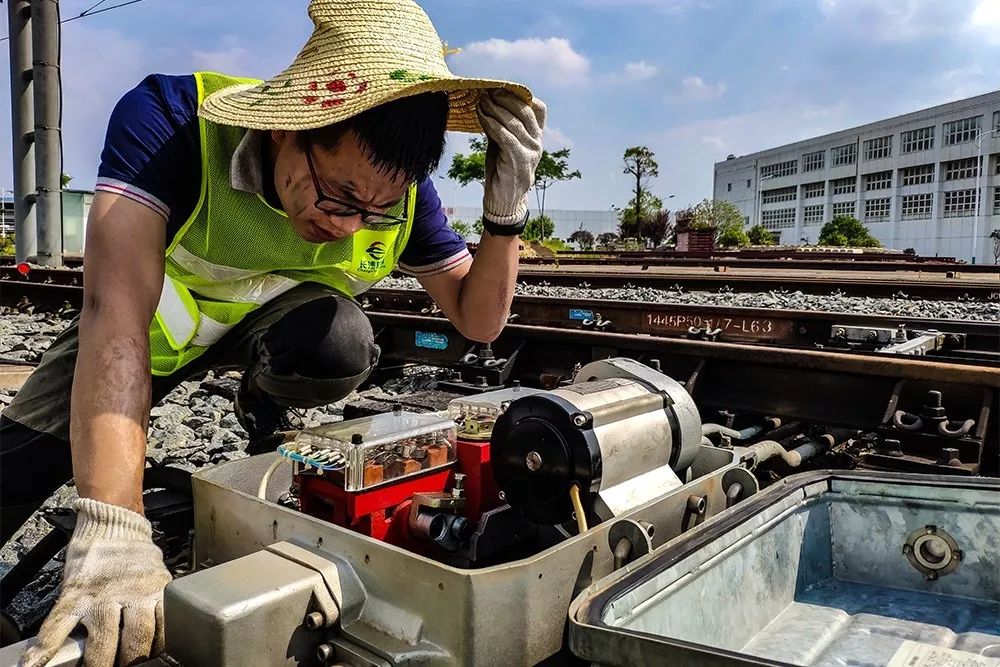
left=491, top=358, right=702, bottom=525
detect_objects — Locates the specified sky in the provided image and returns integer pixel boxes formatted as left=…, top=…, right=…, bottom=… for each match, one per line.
left=1, top=0, right=999, bottom=215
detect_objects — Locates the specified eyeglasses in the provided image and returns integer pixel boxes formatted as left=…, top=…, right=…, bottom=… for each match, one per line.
left=303, top=137, right=409, bottom=229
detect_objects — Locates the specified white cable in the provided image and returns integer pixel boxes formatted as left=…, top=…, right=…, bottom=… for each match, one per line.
left=257, top=456, right=285, bottom=500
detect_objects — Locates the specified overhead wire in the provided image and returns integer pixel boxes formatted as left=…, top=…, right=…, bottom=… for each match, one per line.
left=1, top=0, right=153, bottom=42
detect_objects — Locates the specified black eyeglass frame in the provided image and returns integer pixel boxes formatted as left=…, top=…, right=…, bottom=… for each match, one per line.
left=303, top=137, right=410, bottom=229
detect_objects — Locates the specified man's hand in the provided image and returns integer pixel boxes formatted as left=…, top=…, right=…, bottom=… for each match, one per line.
left=20, top=499, right=171, bottom=667
left=478, top=89, right=546, bottom=226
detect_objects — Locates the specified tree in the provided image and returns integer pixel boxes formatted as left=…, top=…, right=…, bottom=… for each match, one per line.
left=691, top=199, right=748, bottom=247
left=639, top=210, right=672, bottom=248
left=569, top=227, right=595, bottom=250
left=990, top=229, right=1000, bottom=264
left=447, top=137, right=487, bottom=186
left=617, top=190, right=663, bottom=239
left=817, top=215, right=882, bottom=248
left=747, top=224, right=776, bottom=246
left=523, top=215, right=555, bottom=241
left=596, top=232, right=618, bottom=248
left=473, top=218, right=484, bottom=237
left=449, top=219, right=471, bottom=239
left=60, top=173, right=72, bottom=189
left=534, top=148, right=581, bottom=220
left=622, top=147, right=659, bottom=237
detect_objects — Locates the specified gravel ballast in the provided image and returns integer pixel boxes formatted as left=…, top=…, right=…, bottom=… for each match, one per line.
left=376, top=276, right=1000, bottom=322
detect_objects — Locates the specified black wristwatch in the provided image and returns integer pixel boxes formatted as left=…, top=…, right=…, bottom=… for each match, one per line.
left=482, top=210, right=529, bottom=237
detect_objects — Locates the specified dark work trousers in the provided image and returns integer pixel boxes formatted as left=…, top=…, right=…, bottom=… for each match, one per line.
left=0, top=282, right=380, bottom=545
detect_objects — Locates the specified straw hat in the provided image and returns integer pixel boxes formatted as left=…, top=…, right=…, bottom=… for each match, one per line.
left=198, top=0, right=532, bottom=133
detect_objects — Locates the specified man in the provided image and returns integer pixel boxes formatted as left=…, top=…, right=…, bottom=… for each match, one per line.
left=2, top=0, right=544, bottom=663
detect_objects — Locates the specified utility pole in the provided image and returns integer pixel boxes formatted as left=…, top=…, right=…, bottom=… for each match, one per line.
left=31, top=0, right=63, bottom=267
left=8, top=0, right=36, bottom=263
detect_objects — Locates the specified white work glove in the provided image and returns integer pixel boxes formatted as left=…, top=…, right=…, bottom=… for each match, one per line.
left=477, top=89, right=546, bottom=226
left=20, top=499, right=171, bottom=667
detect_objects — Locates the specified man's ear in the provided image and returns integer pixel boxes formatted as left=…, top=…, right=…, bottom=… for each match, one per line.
left=271, top=130, right=293, bottom=147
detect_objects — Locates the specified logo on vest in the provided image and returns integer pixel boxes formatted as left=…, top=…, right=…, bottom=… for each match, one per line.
left=366, top=241, right=387, bottom=260
left=358, top=241, right=387, bottom=274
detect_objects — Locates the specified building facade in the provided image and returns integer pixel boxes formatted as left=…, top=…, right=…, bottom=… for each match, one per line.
left=713, top=91, right=1000, bottom=263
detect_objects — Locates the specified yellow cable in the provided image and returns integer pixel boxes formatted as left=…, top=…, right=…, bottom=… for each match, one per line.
left=569, top=483, right=588, bottom=534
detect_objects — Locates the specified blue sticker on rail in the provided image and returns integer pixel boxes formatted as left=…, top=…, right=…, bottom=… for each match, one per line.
left=415, top=331, right=449, bottom=350
left=569, top=308, right=594, bottom=321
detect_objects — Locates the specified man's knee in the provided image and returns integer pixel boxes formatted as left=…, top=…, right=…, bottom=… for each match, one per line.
left=255, top=294, right=380, bottom=407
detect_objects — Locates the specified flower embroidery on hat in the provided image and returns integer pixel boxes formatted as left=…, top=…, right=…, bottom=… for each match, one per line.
left=301, top=72, right=369, bottom=106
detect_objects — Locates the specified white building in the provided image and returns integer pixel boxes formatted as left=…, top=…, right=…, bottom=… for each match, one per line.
left=713, top=91, right=1000, bottom=263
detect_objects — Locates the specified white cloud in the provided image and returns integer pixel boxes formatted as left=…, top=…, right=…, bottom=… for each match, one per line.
left=59, top=25, right=150, bottom=190
left=452, top=37, right=590, bottom=87
left=678, top=76, right=727, bottom=101
left=969, top=0, right=1000, bottom=43
left=580, top=0, right=708, bottom=12
left=623, top=61, right=658, bottom=81
left=192, top=46, right=254, bottom=75
left=545, top=126, right=575, bottom=149
left=817, top=0, right=980, bottom=42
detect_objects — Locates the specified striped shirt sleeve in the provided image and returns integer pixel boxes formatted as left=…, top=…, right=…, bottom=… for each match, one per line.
left=397, top=178, right=472, bottom=278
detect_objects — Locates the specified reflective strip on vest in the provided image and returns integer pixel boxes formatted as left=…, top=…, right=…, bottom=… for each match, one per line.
left=191, top=312, right=232, bottom=347
left=155, top=277, right=197, bottom=351
left=170, top=243, right=304, bottom=304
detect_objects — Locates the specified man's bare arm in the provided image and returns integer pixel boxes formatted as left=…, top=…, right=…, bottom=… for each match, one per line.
left=70, top=192, right=166, bottom=513
left=418, top=231, right=519, bottom=343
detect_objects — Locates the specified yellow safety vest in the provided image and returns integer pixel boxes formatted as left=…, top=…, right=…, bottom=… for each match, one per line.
left=149, top=71, right=415, bottom=376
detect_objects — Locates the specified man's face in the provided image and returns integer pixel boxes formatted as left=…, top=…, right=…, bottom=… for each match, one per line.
left=270, top=130, right=410, bottom=244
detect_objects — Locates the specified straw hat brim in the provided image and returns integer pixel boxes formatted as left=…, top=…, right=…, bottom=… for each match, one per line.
left=199, top=74, right=531, bottom=134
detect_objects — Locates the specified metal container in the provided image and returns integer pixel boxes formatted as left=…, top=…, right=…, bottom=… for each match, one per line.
left=170, top=444, right=751, bottom=666
left=569, top=470, right=1000, bottom=666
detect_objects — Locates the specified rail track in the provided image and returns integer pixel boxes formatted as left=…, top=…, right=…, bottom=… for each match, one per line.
left=3, top=267, right=997, bottom=365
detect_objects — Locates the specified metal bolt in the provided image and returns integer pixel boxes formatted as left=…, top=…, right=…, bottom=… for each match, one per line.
left=937, top=447, right=961, bottom=466
left=316, top=643, right=335, bottom=662
left=927, top=391, right=943, bottom=408
left=525, top=451, right=543, bottom=472
left=926, top=571, right=938, bottom=581
left=902, top=544, right=913, bottom=555
left=476, top=375, right=488, bottom=387
left=866, top=330, right=878, bottom=341
left=686, top=495, right=707, bottom=516
left=498, top=490, right=506, bottom=501
left=572, top=413, right=588, bottom=427
left=304, top=611, right=325, bottom=630
left=953, top=550, right=963, bottom=561
left=926, top=525, right=937, bottom=535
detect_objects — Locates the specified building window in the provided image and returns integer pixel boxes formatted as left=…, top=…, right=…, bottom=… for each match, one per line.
left=760, top=160, right=798, bottom=179
left=802, top=150, right=825, bottom=172
left=747, top=178, right=751, bottom=188
left=943, top=115, right=982, bottom=146
left=900, top=164, right=934, bottom=186
left=727, top=182, right=732, bottom=192
left=761, top=207, right=795, bottom=230
left=864, top=171, right=893, bottom=191
left=802, top=182, right=825, bottom=199
left=762, top=186, right=797, bottom=204
left=832, top=201, right=855, bottom=218
left=831, top=177, right=856, bottom=195
left=864, top=197, right=891, bottom=222
left=900, top=126, right=934, bottom=153
left=994, top=110, right=1000, bottom=132
left=863, top=135, right=892, bottom=160
left=994, top=186, right=1000, bottom=215
left=832, top=143, right=856, bottom=166
left=944, top=157, right=980, bottom=181
left=803, top=205, right=824, bottom=225
left=943, top=189, right=978, bottom=218
left=901, top=193, right=933, bottom=221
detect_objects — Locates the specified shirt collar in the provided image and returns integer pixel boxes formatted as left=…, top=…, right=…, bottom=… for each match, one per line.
left=230, top=129, right=265, bottom=194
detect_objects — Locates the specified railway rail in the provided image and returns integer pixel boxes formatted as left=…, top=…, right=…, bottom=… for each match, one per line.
left=3, top=268, right=997, bottom=365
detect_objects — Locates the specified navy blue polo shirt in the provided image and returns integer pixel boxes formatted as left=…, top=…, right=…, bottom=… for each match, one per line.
left=95, top=74, right=470, bottom=277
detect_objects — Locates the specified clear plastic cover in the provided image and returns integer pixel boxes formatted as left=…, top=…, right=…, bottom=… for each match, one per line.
left=281, top=410, right=456, bottom=491
left=447, top=385, right=543, bottom=440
